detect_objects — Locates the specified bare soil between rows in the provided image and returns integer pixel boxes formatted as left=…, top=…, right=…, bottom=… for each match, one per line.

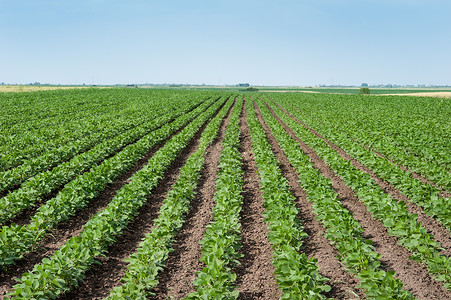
left=281, top=102, right=451, bottom=256
left=254, top=99, right=364, bottom=299
left=234, top=98, right=280, bottom=299
left=0, top=100, right=218, bottom=298
left=60, top=114, right=213, bottom=300
left=2, top=102, right=205, bottom=228
left=152, top=98, right=235, bottom=299
left=1, top=96, right=450, bottom=299
left=60, top=99, right=230, bottom=299
left=0, top=130, right=171, bottom=298
left=361, top=144, right=451, bottom=199
left=268, top=100, right=451, bottom=299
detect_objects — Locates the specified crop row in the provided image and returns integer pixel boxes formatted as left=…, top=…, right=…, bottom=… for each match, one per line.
left=0, top=97, right=206, bottom=224
left=0, top=89, right=118, bottom=133
left=246, top=98, right=330, bottom=299
left=275, top=93, right=450, bottom=172
left=255, top=98, right=413, bottom=299
left=8, top=95, right=228, bottom=298
left=0, top=90, right=196, bottom=176
left=305, top=109, right=451, bottom=192
left=0, top=100, right=125, bottom=171
left=0, top=89, right=213, bottom=172
left=266, top=98, right=451, bottom=290
left=106, top=97, right=236, bottom=299
left=0, top=96, right=222, bottom=270
left=0, top=95, right=202, bottom=196
left=187, top=97, right=245, bottom=298
left=276, top=97, right=451, bottom=229
left=1, top=101, right=116, bottom=145
left=0, top=89, right=115, bottom=127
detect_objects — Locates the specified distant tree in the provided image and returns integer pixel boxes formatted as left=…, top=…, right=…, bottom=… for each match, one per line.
left=241, top=87, right=259, bottom=92
left=359, top=87, right=371, bottom=95
left=361, top=83, right=368, bottom=87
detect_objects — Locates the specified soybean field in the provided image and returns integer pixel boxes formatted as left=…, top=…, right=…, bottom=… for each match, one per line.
left=0, top=88, right=450, bottom=299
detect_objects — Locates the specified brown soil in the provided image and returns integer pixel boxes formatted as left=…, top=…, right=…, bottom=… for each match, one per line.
left=362, top=145, right=451, bottom=199
left=280, top=103, right=451, bottom=256
left=284, top=106, right=451, bottom=198
left=253, top=100, right=363, bottom=299
left=0, top=187, right=18, bottom=199
left=234, top=98, right=281, bottom=300
left=2, top=104, right=203, bottom=228
left=0, top=101, right=216, bottom=297
left=1, top=95, right=449, bottom=300
left=265, top=101, right=451, bottom=299
left=60, top=105, right=218, bottom=300
left=4, top=187, right=61, bottom=227
left=0, top=136, right=168, bottom=297
left=151, top=99, right=235, bottom=299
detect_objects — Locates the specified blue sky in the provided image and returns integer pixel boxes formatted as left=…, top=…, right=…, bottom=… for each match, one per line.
left=1, top=0, right=450, bottom=86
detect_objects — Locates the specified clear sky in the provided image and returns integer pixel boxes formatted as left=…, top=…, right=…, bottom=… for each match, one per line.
left=1, top=0, right=450, bottom=86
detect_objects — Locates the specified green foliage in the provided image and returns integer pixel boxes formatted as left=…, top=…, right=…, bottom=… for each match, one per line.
left=187, top=98, right=244, bottom=299
left=9, top=96, right=228, bottom=298
left=245, top=97, right=330, bottom=299
left=259, top=97, right=414, bottom=298
left=3, top=88, right=450, bottom=298
left=269, top=93, right=451, bottom=291
left=240, top=87, right=259, bottom=92
left=270, top=93, right=451, bottom=229
left=107, top=97, right=236, bottom=299
left=0, top=97, right=206, bottom=225
left=359, top=87, right=371, bottom=94
left=0, top=96, right=221, bottom=271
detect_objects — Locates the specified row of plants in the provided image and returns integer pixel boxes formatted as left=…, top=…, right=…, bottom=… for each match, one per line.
left=8, top=93, right=228, bottom=299
left=1, top=100, right=116, bottom=144
left=246, top=98, right=330, bottom=299
left=280, top=94, right=451, bottom=191
left=0, top=97, right=125, bottom=172
left=279, top=98, right=451, bottom=229
left=0, top=96, right=224, bottom=270
left=0, top=110, right=147, bottom=193
left=0, top=94, right=200, bottom=195
left=266, top=98, right=451, bottom=290
left=0, top=90, right=198, bottom=174
left=272, top=93, right=450, bottom=172
left=0, top=89, right=114, bottom=126
left=0, top=89, right=211, bottom=172
left=186, top=98, right=245, bottom=299
left=255, top=98, right=414, bottom=299
left=0, top=97, right=207, bottom=224
left=105, top=97, right=238, bottom=299
left=0, top=89, right=118, bottom=135
left=308, top=110, right=451, bottom=192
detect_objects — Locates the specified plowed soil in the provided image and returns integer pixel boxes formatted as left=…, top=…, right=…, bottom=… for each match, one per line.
left=1, top=96, right=449, bottom=300
left=234, top=99, right=280, bottom=299
left=152, top=99, right=235, bottom=299
left=269, top=100, right=451, bottom=299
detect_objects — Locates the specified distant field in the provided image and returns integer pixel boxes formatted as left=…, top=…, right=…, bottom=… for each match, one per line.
left=0, top=85, right=109, bottom=93
left=139, top=85, right=451, bottom=97
left=3, top=85, right=451, bottom=98
left=379, top=91, right=451, bottom=98
left=257, top=86, right=451, bottom=95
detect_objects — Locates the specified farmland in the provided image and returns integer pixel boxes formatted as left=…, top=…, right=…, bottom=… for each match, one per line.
left=0, top=88, right=450, bottom=299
